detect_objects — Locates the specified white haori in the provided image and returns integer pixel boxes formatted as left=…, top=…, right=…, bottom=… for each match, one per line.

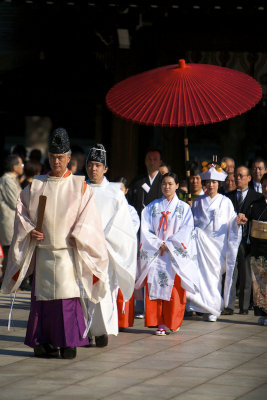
left=33, top=175, right=85, bottom=300
left=87, top=177, right=137, bottom=336
left=1, top=173, right=108, bottom=306
left=186, top=194, right=241, bottom=316
left=136, top=195, right=199, bottom=302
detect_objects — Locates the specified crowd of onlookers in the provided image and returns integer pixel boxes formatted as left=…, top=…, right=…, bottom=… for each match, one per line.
left=0, top=142, right=266, bottom=324
left=126, top=149, right=267, bottom=323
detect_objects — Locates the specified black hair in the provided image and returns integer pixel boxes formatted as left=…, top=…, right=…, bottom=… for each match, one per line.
left=11, top=144, right=27, bottom=161
left=114, top=176, right=128, bottom=188
left=189, top=168, right=201, bottom=176
left=159, top=162, right=172, bottom=173
left=29, top=149, right=42, bottom=163
left=252, top=157, right=267, bottom=169
left=24, top=161, right=42, bottom=178
left=3, top=154, right=21, bottom=172
left=145, top=148, right=162, bottom=159
left=161, top=172, right=179, bottom=185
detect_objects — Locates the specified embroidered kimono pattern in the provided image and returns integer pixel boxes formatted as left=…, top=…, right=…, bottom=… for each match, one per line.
left=136, top=195, right=199, bottom=301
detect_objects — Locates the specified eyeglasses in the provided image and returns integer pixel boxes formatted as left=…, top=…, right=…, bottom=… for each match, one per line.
left=235, top=174, right=248, bottom=178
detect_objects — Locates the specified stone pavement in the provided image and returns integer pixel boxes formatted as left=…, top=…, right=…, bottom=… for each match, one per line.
left=0, top=291, right=266, bottom=400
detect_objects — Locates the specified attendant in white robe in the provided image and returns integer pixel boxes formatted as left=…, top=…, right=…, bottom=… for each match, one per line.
left=114, top=176, right=140, bottom=328
left=115, top=176, right=140, bottom=235
left=1, top=128, right=109, bottom=359
left=136, top=172, right=199, bottom=336
left=186, top=165, right=245, bottom=321
left=86, top=145, right=137, bottom=346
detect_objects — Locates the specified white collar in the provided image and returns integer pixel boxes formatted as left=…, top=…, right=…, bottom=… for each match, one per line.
left=237, top=187, right=249, bottom=193
left=87, top=176, right=109, bottom=187
left=148, top=171, right=159, bottom=185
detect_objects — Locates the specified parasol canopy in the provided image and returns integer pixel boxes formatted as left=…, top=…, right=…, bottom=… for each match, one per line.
left=106, top=59, right=262, bottom=127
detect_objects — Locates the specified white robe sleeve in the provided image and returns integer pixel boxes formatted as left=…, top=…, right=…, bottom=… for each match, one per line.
left=1, top=186, right=36, bottom=293
left=136, top=200, right=199, bottom=294
left=135, top=202, right=162, bottom=289
left=128, top=204, right=140, bottom=234
left=104, top=193, right=137, bottom=302
left=164, top=204, right=199, bottom=294
left=71, top=186, right=109, bottom=304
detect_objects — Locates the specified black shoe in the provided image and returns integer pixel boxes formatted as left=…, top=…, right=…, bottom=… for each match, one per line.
left=34, top=344, right=59, bottom=358
left=239, top=309, right=248, bottom=315
left=95, top=334, right=108, bottom=347
left=221, top=308, right=234, bottom=315
left=20, top=277, right=32, bottom=291
left=60, top=347, right=77, bottom=359
left=83, top=337, right=93, bottom=348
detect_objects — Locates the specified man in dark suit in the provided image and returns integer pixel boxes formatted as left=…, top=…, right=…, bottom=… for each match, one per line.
left=128, top=148, right=162, bottom=318
left=128, top=148, right=163, bottom=217
left=222, top=166, right=264, bottom=315
left=249, top=157, right=267, bottom=193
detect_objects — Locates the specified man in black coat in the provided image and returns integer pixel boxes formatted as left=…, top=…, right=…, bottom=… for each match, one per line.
left=128, top=148, right=163, bottom=318
left=222, top=166, right=264, bottom=315
left=128, top=148, right=163, bottom=217
left=249, top=157, right=267, bottom=193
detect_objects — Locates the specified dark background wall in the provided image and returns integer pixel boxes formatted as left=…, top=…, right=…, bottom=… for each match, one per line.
left=0, top=0, right=267, bottom=180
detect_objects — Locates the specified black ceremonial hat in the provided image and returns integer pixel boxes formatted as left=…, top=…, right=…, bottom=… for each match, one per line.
left=86, top=143, right=107, bottom=167
left=48, top=128, right=70, bottom=154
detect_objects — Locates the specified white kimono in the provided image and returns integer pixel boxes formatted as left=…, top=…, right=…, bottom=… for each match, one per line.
left=187, top=194, right=241, bottom=316
left=128, top=204, right=140, bottom=235
left=1, top=173, right=109, bottom=306
left=136, top=195, right=199, bottom=301
left=87, top=177, right=137, bottom=336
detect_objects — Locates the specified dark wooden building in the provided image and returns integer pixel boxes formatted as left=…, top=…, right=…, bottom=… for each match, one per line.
left=0, top=0, right=267, bottom=179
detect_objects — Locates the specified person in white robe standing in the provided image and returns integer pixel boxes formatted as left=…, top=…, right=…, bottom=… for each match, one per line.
left=136, top=172, right=199, bottom=336
left=115, top=176, right=140, bottom=235
left=86, top=144, right=137, bottom=347
left=186, top=164, right=246, bottom=321
left=1, top=128, right=109, bottom=359
left=114, top=176, right=140, bottom=329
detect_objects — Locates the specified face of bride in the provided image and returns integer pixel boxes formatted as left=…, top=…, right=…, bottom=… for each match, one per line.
left=161, top=176, right=179, bottom=201
left=205, top=179, right=219, bottom=198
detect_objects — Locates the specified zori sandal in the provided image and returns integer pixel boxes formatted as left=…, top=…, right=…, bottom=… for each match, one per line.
left=155, top=328, right=167, bottom=336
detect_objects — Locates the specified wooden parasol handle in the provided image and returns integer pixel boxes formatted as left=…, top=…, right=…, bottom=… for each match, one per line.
left=184, top=129, right=192, bottom=201
left=35, top=195, right=47, bottom=232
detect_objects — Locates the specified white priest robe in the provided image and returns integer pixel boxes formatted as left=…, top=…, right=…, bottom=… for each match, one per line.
left=135, top=195, right=199, bottom=300
left=186, top=194, right=241, bottom=316
left=1, top=172, right=109, bottom=306
left=87, top=177, right=137, bottom=336
left=128, top=204, right=140, bottom=235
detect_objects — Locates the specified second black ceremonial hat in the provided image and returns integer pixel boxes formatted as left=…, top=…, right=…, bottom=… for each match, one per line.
left=87, top=143, right=107, bottom=167
left=48, top=128, right=70, bottom=154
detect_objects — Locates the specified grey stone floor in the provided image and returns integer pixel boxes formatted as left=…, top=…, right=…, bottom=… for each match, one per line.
left=0, top=291, right=266, bottom=400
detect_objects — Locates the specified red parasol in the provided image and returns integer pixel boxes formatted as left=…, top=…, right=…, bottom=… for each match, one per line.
left=106, top=59, right=262, bottom=127
left=106, top=60, right=262, bottom=199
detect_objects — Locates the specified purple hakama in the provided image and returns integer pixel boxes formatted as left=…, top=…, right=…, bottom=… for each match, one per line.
left=25, top=279, right=89, bottom=348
